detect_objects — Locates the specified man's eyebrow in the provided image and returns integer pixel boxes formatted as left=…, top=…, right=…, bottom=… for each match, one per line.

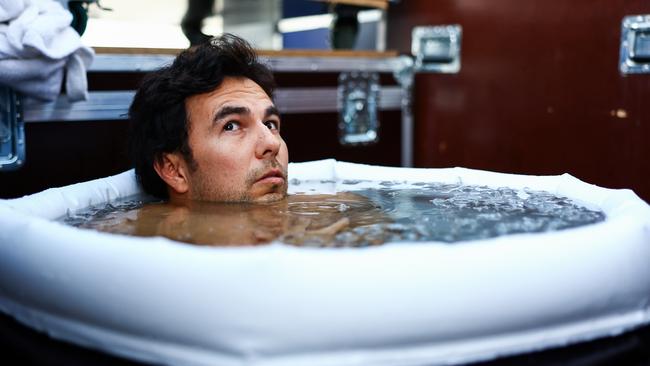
left=213, top=106, right=250, bottom=122
left=265, top=105, right=280, bottom=118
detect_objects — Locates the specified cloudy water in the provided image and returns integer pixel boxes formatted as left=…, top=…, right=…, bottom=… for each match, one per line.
left=59, top=180, right=606, bottom=247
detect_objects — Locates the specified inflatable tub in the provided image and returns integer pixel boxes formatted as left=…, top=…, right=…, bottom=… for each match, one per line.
left=1, top=160, right=649, bottom=366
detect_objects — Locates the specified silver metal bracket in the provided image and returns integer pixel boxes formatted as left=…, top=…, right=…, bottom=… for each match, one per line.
left=0, top=86, right=25, bottom=171
left=620, top=15, right=650, bottom=74
left=393, top=56, right=414, bottom=167
left=337, top=71, right=380, bottom=145
left=412, top=25, right=462, bottom=73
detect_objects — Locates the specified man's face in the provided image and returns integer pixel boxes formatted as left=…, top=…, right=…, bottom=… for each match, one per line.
left=182, top=77, right=289, bottom=203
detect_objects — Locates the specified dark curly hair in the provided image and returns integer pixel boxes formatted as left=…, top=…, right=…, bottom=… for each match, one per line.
left=127, top=34, right=276, bottom=199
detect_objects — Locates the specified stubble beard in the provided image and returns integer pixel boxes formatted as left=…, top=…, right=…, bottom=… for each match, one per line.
left=245, top=159, right=289, bottom=203
left=190, top=159, right=288, bottom=203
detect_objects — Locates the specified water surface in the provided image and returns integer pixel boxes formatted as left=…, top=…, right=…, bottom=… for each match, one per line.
left=60, top=180, right=606, bottom=247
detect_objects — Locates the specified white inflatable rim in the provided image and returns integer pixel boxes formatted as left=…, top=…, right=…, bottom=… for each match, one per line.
left=0, top=159, right=649, bottom=366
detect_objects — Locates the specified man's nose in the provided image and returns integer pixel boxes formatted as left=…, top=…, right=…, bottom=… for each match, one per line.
left=255, top=122, right=281, bottom=159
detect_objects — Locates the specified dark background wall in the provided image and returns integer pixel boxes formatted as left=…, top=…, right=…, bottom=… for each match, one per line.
left=0, top=72, right=401, bottom=199
left=2, top=0, right=649, bottom=202
left=387, top=0, right=650, bottom=202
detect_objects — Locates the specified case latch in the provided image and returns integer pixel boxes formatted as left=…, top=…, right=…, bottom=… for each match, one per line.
left=0, top=86, right=25, bottom=171
left=620, top=15, right=650, bottom=74
left=412, top=25, right=462, bottom=73
left=338, top=71, right=380, bottom=145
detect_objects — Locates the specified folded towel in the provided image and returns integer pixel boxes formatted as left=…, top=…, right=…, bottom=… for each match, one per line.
left=0, top=0, right=94, bottom=101
left=0, top=0, right=26, bottom=23
left=0, top=57, right=65, bottom=99
left=65, top=45, right=93, bottom=101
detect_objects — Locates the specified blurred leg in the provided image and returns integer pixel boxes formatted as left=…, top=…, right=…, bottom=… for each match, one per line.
left=181, top=0, right=216, bottom=46
left=330, top=4, right=360, bottom=49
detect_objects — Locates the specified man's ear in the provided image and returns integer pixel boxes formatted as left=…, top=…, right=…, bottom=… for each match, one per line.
left=153, top=153, right=190, bottom=195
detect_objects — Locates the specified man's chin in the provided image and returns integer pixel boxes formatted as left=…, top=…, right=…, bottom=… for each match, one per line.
left=252, top=192, right=287, bottom=203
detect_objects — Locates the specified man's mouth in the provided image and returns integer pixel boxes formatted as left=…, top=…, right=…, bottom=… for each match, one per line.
left=255, top=169, right=286, bottom=185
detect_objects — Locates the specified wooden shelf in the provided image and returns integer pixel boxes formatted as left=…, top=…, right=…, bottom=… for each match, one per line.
left=312, top=0, right=389, bottom=10
left=94, top=47, right=397, bottom=59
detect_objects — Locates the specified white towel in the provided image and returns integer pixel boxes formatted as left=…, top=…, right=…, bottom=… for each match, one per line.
left=0, top=0, right=27, bottom=23
left=0, top=0, right=94, bottom=101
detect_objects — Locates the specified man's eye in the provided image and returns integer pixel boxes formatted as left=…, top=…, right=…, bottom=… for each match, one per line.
left=264, top=120, right=279, bottom=130
left=223, top=121, right=240, bottom=131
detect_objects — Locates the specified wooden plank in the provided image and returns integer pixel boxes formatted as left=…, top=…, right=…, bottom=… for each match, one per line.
left=257, top=49, right=397, bottom=58
left=312, top=0, right=389, bottom=10
left=93, top=47, right=181, bottom=55
left=94, top=47, right=397, bottom=58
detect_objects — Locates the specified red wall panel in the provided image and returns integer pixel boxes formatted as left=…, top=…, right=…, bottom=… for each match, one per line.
left=388, top=0, right=650, bottom=201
